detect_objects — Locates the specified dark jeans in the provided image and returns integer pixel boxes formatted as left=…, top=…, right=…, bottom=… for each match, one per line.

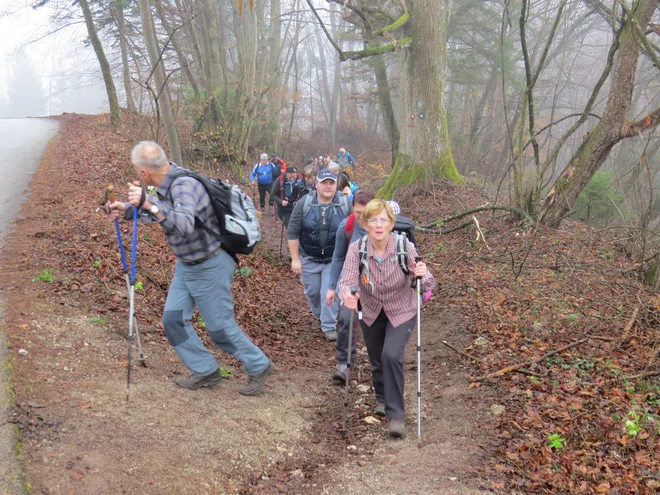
left=258, top=182, right=274, bottom=208
left=360, top=310, right=415, bottom=420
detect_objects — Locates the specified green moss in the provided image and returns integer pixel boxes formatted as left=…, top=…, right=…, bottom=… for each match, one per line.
left=372, top=12, right=410, bottom=37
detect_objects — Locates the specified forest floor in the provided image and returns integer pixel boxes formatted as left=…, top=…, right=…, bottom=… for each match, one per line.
left=0, top=114, right=659, bottom=495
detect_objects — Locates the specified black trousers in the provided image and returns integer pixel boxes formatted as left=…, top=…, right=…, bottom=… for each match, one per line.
left=360, top=309, right=415, bottom=420
left=258, top=182, right=274, bottom=208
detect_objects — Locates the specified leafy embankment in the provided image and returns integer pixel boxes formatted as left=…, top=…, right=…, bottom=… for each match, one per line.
left=391, top=180, right=660, bottom=494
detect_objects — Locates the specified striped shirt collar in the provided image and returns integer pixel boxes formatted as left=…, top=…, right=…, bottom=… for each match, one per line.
left=156, top=162, right=182, bottom=199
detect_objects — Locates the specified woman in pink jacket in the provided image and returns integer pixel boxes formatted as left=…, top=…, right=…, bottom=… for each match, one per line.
left=340, top=199, right=435, bottom=439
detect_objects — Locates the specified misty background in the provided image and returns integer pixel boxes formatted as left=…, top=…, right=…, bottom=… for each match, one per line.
left=0, top=1, right=108, bottom=118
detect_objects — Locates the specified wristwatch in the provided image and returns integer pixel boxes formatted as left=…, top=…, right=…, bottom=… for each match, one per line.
left=149, top=204, right=160, bottom=215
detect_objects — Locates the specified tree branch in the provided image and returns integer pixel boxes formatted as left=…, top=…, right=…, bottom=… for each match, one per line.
left=621, top=104, right=660, bottom=138
left=371, top=12, right=409, bottom=37
left=418, top=205, right=534, bottom=230
left=343, top=38, right=411, bottom=60
left=305, top=0, right=347, bottom=61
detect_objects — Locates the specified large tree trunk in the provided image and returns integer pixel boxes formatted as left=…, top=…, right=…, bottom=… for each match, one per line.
left=380, top=0, right=462, bottom=198
left=137, top=0, right=183, bottom=165
left=79, top=0, right=121, bottom=126
left=539, top=0, right=658, bottom=227
left=114, top=2, right=136, bottom=115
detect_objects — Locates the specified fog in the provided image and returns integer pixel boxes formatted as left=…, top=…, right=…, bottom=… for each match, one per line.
left=0, top=2, right=108, bottom=119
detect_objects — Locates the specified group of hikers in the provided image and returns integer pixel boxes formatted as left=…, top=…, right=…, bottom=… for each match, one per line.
left=107, top=141, right=434, bottom=439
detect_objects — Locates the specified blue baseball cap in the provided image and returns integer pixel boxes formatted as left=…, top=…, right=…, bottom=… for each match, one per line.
left=317, top=168, right=337, bottom=182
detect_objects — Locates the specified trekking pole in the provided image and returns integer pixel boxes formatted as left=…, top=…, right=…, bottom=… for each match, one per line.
left=106, top=186, right=145, bottom=367
left=125, top=202, right=140, bottom=400
left=342, top=286, right=358, bottom=434
left=279, top=197, right=288, bottom=256
left=415, top=256, right=423, bottom=447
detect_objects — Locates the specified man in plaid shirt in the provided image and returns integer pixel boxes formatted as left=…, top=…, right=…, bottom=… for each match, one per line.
left=108, top=141, right=274, bottom=395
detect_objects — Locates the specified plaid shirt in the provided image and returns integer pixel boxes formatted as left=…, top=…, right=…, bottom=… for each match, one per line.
left=125, top=163, right=221, bottom=263
left=338, top=233, right=435, bottom=327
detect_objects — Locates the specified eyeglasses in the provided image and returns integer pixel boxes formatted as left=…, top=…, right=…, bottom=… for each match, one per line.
left=366, top=218, right=391, bottom=225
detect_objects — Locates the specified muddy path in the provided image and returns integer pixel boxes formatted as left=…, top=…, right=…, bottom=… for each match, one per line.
left=0, top=115, right=494, bottom=494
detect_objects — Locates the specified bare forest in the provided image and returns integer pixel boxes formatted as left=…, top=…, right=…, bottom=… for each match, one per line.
left=1, top=0, right=660, bottom=493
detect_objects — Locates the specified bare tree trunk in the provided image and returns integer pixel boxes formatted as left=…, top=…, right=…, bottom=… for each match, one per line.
left=79, top=0, right=121, bottom=126
left=329, top=13, right=341, bottom=150
left=539, top=0, right=658, bottom=227
left=380, top=0, right=462, bottom=198
left=268, top=0, right=283, bottom=151
left=371, top=47, right=399, bottom=166
left=154, top=0, right=201, bottom=106
left=114, top=2, right=136, bottom=115
left=137, top=0, right=183, bottom=165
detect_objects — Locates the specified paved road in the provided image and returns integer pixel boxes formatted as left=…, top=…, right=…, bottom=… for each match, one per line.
left=0, top=118, right=59, bottom=245
left=0, top=117, right=58, bottom=495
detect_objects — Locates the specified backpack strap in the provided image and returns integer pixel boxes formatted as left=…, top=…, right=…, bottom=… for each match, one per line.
left=395, top=232, right=410, bottom=275
left=357, top=235, right=374, bottom=295
left=301, top=191, right=316, bottom=216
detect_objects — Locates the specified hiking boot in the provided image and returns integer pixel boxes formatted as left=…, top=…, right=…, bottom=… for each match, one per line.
left=373, top=403, right=386, bottom=418
left=239, top=361, right=275, bottom=396
left=324, top=330, right=337, bottom=342
left=331, top=364, right=350, bottom=383
left=388, top=419, right=406, bottom=439
left=175, top=369, right=222, bottom=390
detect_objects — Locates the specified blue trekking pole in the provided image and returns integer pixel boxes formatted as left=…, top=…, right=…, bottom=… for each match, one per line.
left=126, top=205, right=139, bottom=399
left=107, top=186, right=145, bottom=371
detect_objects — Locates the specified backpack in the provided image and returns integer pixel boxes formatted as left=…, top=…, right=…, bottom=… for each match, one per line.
left=172, top=170, right=261, bottom=263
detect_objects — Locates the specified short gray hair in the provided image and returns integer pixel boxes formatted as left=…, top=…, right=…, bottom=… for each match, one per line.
left=131, top=141, right=168, bottom=169
left=327, top=163, right=341, bottom=174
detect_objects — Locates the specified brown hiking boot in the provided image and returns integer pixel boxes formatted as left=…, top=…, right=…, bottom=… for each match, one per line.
left=175, top=369, right=222, bottom=390
left=239, top=361, right=275, bottom=396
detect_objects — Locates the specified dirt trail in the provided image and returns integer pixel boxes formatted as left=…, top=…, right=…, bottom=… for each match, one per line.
left=0, top=117, right=494, bottom=494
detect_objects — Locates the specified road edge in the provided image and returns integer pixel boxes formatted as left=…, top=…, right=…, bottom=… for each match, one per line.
left=0, top=299, right=28, bottom=495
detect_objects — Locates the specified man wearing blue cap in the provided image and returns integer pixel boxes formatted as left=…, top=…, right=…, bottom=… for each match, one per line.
left=286, top=169, right=352, bottom=341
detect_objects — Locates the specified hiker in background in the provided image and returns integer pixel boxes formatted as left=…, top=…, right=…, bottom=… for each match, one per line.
left=339, top=199, right=435, bottom=438
left=107, top=141, right=274, bottom=395
left=324, top=156, right=339, bottom=169
left=271, top=167, right=304, bottom=228
left=336, top=169, right=360, bottom=203
left=271, top=153, right=287, bottom=176
left=250, top=153, right=280, bottom=214
left=287, top=169, right=352, bottom=342
left=301, top=165, right=318, bottom=196
left=325, top=190, right=375, bottom=384
left=337, top=148, right=356, bottom=170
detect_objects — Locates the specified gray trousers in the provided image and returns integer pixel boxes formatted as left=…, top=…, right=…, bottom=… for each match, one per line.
left=336, top=304, right=358, bottom=366
left=301, top=257, right=338, bottom=333
left=162, top=249, right=269, bottom=377
left=360, top=310, right=415, bottom=420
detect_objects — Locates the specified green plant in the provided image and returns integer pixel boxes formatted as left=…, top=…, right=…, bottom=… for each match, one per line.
left=89, top=315, right=108, bottom=326
left=198, top=316, right=206, bottom=329
left=93, top=260, right=102, bottom=268
left=529, top=376, right=540, bottom=384
left=236, top=266, right=253, bottom=277
left=134, top=281, right=144, bottom=291
left=625, top=411, right=643, bottom=436
left=548, top=433, right=566, bottom=450
left=219, top=368, right=231, bottom=378
left=33, top=268, right=54, bottom=283
left=573, top=171, right=625, bottom=225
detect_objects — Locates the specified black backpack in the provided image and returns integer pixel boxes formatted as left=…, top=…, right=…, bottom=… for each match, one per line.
left=172, top=170, right=261, bottom=263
